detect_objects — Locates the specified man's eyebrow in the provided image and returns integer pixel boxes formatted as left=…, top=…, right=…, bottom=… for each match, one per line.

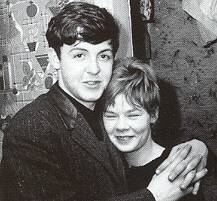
left=100, top=48, right=113, bottom=53
left=68, top=48, right=113, bottom=53
left=99, top=49, right=114, bottom=57
left=69, top=47, right=87, bottom=52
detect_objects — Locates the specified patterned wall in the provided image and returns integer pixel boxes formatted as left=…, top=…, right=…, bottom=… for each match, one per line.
left=149, top=0, right=217, bottom=144
left=1, top=0, right=54, bottom=117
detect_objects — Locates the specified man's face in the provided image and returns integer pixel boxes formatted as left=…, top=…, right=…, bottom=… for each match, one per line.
left=103, top=94, right=157, bottom=153
left=55, top=40, right=114, bottom=109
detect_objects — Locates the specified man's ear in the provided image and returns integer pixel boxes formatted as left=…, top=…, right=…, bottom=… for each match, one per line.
left=48, top=48, right=60, bottom=70
left=150, top=108, right=159, bottom=124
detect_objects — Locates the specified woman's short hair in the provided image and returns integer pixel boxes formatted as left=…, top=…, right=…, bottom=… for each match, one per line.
left=46, top=2, right=119, bottom=58
left=103, top=57, right=160, bottom=116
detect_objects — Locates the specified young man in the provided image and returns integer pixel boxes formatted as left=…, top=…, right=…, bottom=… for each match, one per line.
left=1, top=2, right=208, bottom=201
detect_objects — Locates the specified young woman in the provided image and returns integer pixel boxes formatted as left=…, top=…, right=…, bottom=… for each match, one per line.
left=102, top=57, right=205, bottom=200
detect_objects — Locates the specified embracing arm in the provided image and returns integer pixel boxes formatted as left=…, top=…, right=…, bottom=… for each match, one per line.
left=104, top=189, right=155, bottom=201
left=105, top=144, right=207, bottom=201
left=204, top=137, right=217, bottom=174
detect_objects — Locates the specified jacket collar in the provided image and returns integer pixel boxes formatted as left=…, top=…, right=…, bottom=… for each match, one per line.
left=47, top=82, right=78, bottom=130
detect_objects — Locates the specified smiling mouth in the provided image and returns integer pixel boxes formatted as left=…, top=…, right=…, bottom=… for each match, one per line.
left=115, top=136, right=134, bottom=145
left=84, top=81, right=100, bottom=85
left=116, top=136, right=134, bottom=140
left=83, top=81, right=101, bottom=87
left=86, top=81, right=100, bottom=85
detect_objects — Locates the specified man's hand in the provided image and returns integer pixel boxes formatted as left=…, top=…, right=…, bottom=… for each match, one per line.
left=155, top=139, right=208, bottom=194
left=147, top=169, right=207, bottom=201
left=147, top=144, right=208, bottom=201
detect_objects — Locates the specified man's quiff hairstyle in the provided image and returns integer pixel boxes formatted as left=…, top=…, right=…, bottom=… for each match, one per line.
left=103, top=57, right=160, bottom=116
left=46, top=2, right=120, bottom=58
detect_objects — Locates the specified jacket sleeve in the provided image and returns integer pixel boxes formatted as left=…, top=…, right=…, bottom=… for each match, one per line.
left=101, top=189, right=155, bottom=201
left=1, top=110, right=78, bottom=201
left=179, top=129, right=217, bottom=174
left=204, top=137, right=217, bottom=175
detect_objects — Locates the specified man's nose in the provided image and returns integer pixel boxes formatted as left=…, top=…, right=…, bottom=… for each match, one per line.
left=86, top=58, right=100, bottom=75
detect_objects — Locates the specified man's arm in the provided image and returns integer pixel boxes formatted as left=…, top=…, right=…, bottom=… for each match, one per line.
left=205, top=137, right=217, bottom=174
left=156, top=140, right=208, bottom=176
left=104, top=189, right=155, bottom=201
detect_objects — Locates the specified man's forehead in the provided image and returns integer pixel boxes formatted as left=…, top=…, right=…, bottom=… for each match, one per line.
left=74, top=40, right=112, bottom=48
left=63, top=40, right=113, bottom=52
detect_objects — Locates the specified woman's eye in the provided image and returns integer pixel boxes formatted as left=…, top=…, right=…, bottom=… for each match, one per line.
left=104, top=113, right=117, bottom=119
left=128, top=113, right=141, bottom=118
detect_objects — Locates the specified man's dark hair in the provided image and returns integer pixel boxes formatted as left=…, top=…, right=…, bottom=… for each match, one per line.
left=46, top=2, right=120, bottom=58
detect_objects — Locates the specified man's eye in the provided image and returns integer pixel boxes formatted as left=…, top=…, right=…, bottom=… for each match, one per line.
left=74, top=53, right=84, bottom=59
left=99, top=54, right=112, bottom=61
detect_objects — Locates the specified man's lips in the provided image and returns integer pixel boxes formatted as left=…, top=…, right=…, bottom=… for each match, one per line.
left=83, top=81, right=101, bottom=85
left=82, top=80, right=101, bottom=87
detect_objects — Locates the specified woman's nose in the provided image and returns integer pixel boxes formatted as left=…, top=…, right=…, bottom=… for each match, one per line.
left=116, top=116, right=129, bottom=131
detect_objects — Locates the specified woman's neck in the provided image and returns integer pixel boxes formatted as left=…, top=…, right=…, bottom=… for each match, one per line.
left=125, top=138, right=165, bottom=167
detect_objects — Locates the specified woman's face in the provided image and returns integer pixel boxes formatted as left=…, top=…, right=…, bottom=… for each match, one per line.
left=103, top=94, right=157, bottom=153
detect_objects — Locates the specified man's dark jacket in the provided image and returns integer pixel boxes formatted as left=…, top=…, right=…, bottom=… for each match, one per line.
left=1, top=83, right=155, bottom=201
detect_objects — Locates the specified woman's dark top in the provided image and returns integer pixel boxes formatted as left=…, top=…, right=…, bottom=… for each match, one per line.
left=126, top=148, right=205, bottom=201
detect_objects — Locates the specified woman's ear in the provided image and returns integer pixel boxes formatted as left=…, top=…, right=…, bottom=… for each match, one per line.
left=150, top=108, right=159, bottom=124
left=48, top=48, right=60, bottom=70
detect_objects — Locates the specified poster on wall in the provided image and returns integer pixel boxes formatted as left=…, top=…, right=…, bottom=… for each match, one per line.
left=0, top=0, right=73, bottom=116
